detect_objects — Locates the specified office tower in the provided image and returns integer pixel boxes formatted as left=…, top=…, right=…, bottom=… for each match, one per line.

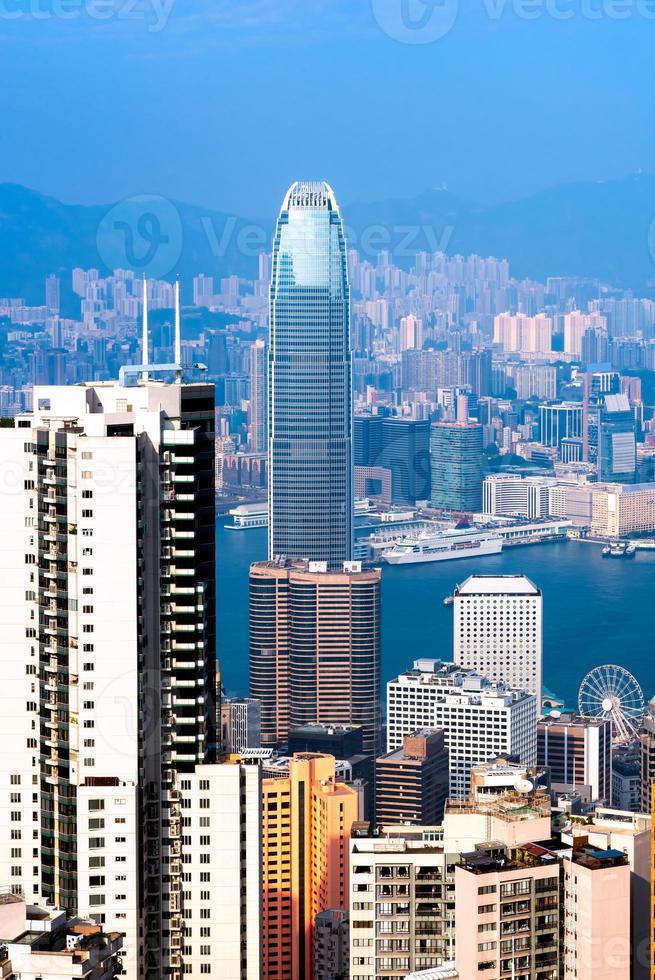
left=222, top=697, right=262, bottom=753
left=249, top=561, right=291, bottom=746
left=612, top=751, right=641, bottom=811
left=248, top=338, right=267, bottom=453
left=538, top=713, right=612, bottom=804
left=0, top=378, right=216, bottom=979
left=375, top=730, right=448, bottom=825
left=45, top=273, right=61, bottom=314
left=597, top=393, right=637, bottom=482
left=177, top=761, right=261, bottom=980
left=261, top=753, right=359, bottom=980
left=354, top=414, right=383, bottom=468
left=0, top=893, right=123, bottom=977
left=387, top=660, right=537, bottom=797
left=399, top=313, right=423, bottom=351
left=429, top=421, right=483, bottom=512
left=268, top=181, right=352, bottom=567
left=380, top=417, right=431, bottom=504
left=349, top=823, right=460, bottom=978
left=563, top=310, right=606, bottom=355
left=560, top=436, right=584, bottom=462
left=639, top=698, right=655, bottom=813
left=250, top=559, right=381, bottom=755
left=354, top=415, right=430, bottom=505
left=315, top=909, right=349, bottom=980
left=453, top=574, right=543, bottom=712
left=539, top=402, right=583, bottom=448
left=582, top=365, right=621, bottom=463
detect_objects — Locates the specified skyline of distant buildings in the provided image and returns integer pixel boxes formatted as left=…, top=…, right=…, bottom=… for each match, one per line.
left=0, top=178, right=653, bottom=980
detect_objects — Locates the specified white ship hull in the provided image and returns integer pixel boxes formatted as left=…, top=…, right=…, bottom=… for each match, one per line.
left=383, top=536, right=503, bottom=565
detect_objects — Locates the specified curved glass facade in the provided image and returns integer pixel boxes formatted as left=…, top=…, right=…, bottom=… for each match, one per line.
left=268, top=181, right=353, bottom=567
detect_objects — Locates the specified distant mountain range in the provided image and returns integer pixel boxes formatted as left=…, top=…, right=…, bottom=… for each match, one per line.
left=3, top=174, right=655, bottom=307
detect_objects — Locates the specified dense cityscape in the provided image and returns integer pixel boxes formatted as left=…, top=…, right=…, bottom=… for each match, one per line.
left=0, top=173, right=653, bottom=980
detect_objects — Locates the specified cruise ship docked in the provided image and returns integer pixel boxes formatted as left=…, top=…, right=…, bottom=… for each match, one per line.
left=382, top=526, right=503, bottom=565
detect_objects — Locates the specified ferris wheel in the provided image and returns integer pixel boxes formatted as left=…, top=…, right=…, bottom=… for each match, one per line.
left=578, top=665, right=645, bottom=745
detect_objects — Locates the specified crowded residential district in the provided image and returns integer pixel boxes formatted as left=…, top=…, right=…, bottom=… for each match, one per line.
left=2, top=180, right=655, bottom=980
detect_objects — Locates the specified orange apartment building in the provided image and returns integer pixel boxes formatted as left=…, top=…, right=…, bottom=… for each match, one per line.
left=261, top=753, right=360, bottom=980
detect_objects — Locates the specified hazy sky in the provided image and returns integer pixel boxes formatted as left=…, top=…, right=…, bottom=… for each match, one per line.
left=2, top=0, right=654, bottom=216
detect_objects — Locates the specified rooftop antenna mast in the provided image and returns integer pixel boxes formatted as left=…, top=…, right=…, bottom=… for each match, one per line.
left=174, top=277, right=182, bottom=383
left=141, top=276, right=149, bottom=381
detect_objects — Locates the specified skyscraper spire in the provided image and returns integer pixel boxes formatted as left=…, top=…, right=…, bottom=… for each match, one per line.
left=174, top=277, right=182, bottom=383
left=142, top=275, right=149, bottom=381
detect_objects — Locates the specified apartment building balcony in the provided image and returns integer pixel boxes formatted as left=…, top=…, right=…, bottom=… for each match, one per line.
left=500, top=919, right=532, bottom=936
left=501, top=956, right=531, bottom=976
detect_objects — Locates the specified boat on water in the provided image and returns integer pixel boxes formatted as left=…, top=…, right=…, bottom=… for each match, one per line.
left=602, top=542, right=636, bottom=559
left=443, top=595, right=454, bottom=607
left=382, top=527, right=503, bottom=565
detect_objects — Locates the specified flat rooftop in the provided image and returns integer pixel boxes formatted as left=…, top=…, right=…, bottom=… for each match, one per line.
left=456, top=574, right=540, bottom=596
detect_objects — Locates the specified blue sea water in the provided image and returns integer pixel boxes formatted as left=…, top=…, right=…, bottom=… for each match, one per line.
left=216, top=519, right=655, bottom=709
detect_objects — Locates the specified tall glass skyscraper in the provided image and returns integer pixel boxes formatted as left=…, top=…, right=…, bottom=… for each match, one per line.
left=268, top=181, right=353, bottom=567
left=430, top=421, right=484, bottom=512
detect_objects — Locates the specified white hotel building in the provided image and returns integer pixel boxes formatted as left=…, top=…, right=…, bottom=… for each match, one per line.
left=453, top=574, right=543, bottom=713
left=386, top=660, right=536, bottom=798
left=179, top=761, right=262, bottom=980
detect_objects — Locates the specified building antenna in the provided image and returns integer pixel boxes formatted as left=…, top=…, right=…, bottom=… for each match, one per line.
left=174, top=277, right=182, bottom=383
left=142, top=275, right=149, bottom=381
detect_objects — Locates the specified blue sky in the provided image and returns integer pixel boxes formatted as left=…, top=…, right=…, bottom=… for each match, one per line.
left=1, top=0, right=654, bottom=216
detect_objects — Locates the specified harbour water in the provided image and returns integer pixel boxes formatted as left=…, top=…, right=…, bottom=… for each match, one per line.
left=216, top=519, right=655, bottom=708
